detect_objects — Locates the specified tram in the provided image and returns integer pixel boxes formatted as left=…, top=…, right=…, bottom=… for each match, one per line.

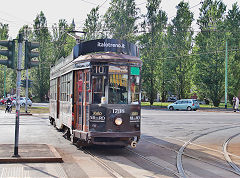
left=49, top=39, right=142, bottom=147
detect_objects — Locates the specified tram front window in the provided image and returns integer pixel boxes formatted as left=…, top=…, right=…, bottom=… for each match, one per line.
left=109, top=66, right=128, bottom=104
left=92, top=76, right=106, bottom=104
left=130, top=75, right=140, bottom=104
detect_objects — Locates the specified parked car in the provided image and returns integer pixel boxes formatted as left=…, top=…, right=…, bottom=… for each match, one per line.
left=12, top=97, right=32, bottom=106
left=168, top=99, right=200, bottom=111
left=0, top=97, right=15, bottom=105
left=0, top=98, right=7, bottom=105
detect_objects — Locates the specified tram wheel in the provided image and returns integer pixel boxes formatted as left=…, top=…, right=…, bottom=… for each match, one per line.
left=63, top=128, right=71, bottom=140
left=76, top=140, right=88, bottom=147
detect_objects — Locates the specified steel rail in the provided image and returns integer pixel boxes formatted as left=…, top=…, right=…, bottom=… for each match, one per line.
left=125, top=147, right=181, bottom=177
left=223, top=133, right=240, bottom=174
left=80, top=147, right=123, bottom=178
left=176, top=125, right=240, bottom=178
left=143, top=138, right=240, bottom=176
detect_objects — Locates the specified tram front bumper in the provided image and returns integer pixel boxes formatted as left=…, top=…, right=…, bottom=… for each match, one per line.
left=73, top=130, right=140, bottom=145
left=88, top=131, right=140, bottom=138
left=89, top=131, right=140, bottom=146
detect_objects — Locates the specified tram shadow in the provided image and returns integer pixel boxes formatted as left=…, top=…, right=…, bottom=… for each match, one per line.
left=80, top=143, right=179, bottom=177
left=81, top=134, right=234, bottom=177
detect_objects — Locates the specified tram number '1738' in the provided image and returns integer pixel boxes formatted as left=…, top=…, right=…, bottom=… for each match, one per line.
left=112, top=109, right=125, bottom=114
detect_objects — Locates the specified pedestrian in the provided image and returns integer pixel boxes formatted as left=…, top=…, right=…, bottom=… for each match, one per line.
left=235, top=96, right=239, bottom=112
left=233, top=96, right=236, bottom=112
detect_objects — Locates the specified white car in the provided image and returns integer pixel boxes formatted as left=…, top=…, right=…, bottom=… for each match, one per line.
left=12, top=97, right=32, bottom=106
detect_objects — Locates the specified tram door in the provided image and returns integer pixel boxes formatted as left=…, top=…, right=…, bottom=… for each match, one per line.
left=74, top=70, right=90, bottom=132
left=57, top=77, right=60, bottom=119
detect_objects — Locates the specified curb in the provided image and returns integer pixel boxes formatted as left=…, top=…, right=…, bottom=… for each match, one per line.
left=20, top=113, right=33, bottom=116
left=0, top=144, right=62, bottom=163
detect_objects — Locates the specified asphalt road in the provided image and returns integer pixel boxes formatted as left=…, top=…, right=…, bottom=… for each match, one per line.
left=0, top=109, right=240, bottom=177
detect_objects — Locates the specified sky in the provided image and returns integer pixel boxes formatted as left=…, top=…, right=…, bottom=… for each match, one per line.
left=0, top=0, right=239, bottom=39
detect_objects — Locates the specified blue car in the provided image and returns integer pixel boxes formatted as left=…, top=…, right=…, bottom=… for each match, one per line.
left=168, top=99, right=200, bottom=111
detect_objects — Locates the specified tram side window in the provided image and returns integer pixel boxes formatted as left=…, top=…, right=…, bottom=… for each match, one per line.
left=50, top=79, right=57, bottom=100
left=109, top=66, right=128, bottom=104
left=92, top=76, right=106, bottom=104
left=60, top=73, right=72, bottom=102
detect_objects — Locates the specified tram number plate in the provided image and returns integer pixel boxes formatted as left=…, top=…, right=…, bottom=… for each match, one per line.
left=112, top=109, right=125, bottom=114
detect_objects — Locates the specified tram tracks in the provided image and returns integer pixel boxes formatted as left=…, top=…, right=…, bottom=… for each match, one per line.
left=142, top=137, right=240, bottom=177
left=80, top=147, right=124, bottom=178
left=223, top=133, right=240, bottom=174
left=124, top=147, right=181, bottom=177
left=78, top=126, right=240, bottom=178
left=176, top=125, right=240, bottom=177
left=81, top=146, right=181, bottom=177
left=140, top=125, right=240, bottom=177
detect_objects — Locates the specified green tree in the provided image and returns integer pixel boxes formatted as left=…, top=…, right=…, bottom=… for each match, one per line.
left=104, top=0, right=138, bottom=42
left=32, top=11, right=52, bottom=102
left=169, top=1, right=194, bottom=99
left=52, top=19, right=75, bottom=63
left=225, top=3, right=240, bottom=103
left=194, top=0, right=227, bottom=107
left=0, top=23, right=9, bottom=97
left=83, top=6, right=103, bottom=40
left=139, top=0, right=167, bottom=104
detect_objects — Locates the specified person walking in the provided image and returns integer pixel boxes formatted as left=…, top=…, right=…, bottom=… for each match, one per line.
left=233, top=96, right=236, bottom=112
left=235, top=96, right=239, bottom=112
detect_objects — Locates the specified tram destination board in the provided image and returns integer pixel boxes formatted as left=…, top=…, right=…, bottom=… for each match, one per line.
left=73, top=39, right=139, bottom=59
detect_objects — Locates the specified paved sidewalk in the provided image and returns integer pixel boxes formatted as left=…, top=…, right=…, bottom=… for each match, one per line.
left=0, top=110, right=68, bottom=178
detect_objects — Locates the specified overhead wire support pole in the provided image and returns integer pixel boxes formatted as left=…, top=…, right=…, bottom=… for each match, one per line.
left=67, top=30, right=86, bottom=43
left=13, top=34, right=23, bottom=157
left=225, top=40, right=228, bottom=109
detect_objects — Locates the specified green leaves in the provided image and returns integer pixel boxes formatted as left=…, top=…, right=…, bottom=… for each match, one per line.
left=104, top=0, right=138, bottom=41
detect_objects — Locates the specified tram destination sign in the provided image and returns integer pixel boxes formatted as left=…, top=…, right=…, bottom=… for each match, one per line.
left=73, top=39, right=139, bottom=59
left=75, top=62, right=91, bottom=69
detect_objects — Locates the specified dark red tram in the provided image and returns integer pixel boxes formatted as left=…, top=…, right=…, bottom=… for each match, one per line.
left=49, top=39, right=142, bottom=147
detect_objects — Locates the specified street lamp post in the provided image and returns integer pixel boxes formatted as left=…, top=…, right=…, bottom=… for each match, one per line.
left=225, top=40, right=228, bottom=109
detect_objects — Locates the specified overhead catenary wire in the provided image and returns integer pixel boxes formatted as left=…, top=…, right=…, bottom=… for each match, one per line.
left=99, top=0, right=108, bottom=8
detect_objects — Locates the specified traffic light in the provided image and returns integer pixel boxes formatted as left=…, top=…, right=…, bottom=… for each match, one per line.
left=20, top=79, right=33, bottom=88
left=21, top=79, right=26, bottom=88
left=25, top=41, right=39, bottom=69
left=28, top=80, right=33, bottom=88
left=0, top=40, right=15, bottom=69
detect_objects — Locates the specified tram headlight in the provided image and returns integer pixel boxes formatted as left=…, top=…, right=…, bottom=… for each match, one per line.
left=115, top=118, right=123, bottom=126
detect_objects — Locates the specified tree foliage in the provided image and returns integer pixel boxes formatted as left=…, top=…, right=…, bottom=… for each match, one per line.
left=83, top=6, right=103, bottom=40
left=0, top=23, right=9, bottom=97
left=104, top=0, right=139, bottom=42
left=194, top=0, right=227, bottom=107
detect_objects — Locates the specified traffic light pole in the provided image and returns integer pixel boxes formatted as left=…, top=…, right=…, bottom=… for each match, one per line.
left=25, top=69, right=28, bottom=113
left=13, top=34, right=23, bottom=157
